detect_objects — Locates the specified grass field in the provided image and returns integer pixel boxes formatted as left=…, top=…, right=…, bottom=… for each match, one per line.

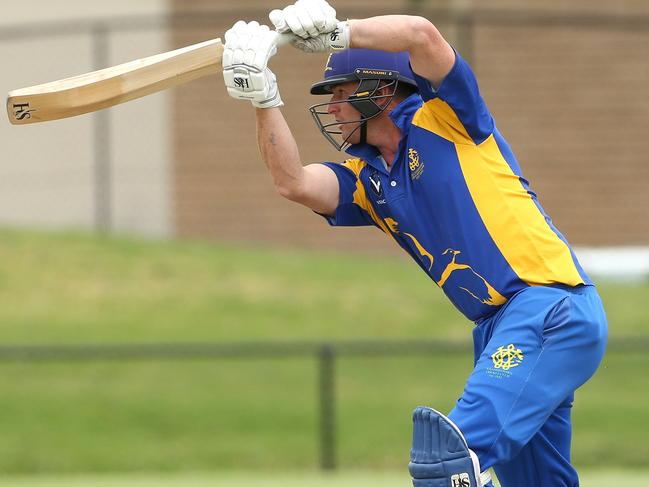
left=0, top=228, right=648, bottom=475
left=4, top=471, right=649, bottom=487
left=1, top=227, right=647, bottom=344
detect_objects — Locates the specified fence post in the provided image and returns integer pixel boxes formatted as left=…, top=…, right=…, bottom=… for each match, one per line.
left=92, top=23, right=112, bottom=233
left=318, top=344, right=336, bottom=470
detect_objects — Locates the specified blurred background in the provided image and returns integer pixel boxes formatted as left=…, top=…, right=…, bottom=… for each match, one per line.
left=1, top=0, right=648, bottom=486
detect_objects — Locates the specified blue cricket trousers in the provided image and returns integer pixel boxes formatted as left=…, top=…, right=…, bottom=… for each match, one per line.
left=448, top=284, right=608, bottom=487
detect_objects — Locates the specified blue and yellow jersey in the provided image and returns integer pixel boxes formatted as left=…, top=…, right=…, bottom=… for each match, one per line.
left=319, top=52, right=591, bottom=322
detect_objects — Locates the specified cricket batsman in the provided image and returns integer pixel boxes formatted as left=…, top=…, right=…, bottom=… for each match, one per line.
left=221, top=1, right=608, bottom=485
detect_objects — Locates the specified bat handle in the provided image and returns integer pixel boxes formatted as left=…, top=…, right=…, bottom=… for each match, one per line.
left=275, top=32, right=298, bottom=47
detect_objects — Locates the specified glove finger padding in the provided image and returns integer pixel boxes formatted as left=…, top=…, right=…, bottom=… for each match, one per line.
left=269, top=0, right=338, bottom=39
left=315, top=0, right=338, bottom=32
left=296, top=5, right=320, bottom=38
left=223, top=21, right=279, bottom=71
left=222, top=21, right=284, bottom=108
left=282, top=5, right=308, bottom=38
left=269, top=9, right=289, bottom=33
left=288, top=21, right=350, bottom=53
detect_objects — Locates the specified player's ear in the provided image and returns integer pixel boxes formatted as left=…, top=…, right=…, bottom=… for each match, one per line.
left=375, top=82, right=396, bottom=108
left=377, top=82, right=392, bottom=96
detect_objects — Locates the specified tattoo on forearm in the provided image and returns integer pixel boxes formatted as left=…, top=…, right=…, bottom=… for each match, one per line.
left=269, top=133, right=277, bottom=146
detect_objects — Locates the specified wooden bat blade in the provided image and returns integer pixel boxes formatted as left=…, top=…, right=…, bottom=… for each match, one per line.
left=6, top=38, right=224, bottom=125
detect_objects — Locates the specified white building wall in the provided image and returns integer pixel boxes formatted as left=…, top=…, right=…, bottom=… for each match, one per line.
left=0, top=0, right=172, bottom=237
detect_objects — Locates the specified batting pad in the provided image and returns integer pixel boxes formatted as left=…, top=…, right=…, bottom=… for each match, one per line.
left=409, top=406, right=491, bottom=487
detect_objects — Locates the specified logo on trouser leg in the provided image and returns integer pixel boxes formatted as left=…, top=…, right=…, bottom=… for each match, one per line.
left=451, top=473, right=471, bottom=487
left=491, top=343, right=524, bottom=370
left=487, top=343, right=524, bottom=379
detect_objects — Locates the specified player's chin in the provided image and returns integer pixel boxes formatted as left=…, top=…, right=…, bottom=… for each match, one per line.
left=341, top=124, right=361, bottom=145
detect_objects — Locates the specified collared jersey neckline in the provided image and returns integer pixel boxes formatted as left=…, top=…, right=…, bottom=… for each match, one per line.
left=344, top=93, right=423, bottom=175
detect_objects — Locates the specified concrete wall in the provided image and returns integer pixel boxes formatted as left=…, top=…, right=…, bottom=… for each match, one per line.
left=0, top=0, right=172, bottom=236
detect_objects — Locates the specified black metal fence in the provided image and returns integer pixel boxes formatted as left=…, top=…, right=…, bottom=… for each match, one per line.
left=0, top=337, right=645, bottom=471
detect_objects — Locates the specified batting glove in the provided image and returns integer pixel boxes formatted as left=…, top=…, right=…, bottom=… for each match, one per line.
left=269, top=0, right=350, bottom=52
left=222, top=21, right=284, bottom=109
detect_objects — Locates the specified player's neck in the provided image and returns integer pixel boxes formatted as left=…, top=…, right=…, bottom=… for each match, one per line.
left=369, top=118, right=402, bottom=170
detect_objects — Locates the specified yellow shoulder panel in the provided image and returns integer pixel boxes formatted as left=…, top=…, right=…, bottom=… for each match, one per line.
left=412, top=99, right=475, bottom=145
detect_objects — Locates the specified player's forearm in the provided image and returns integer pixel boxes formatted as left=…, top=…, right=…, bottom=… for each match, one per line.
left=348, top=15, right=441, bottom=52
left=348, top=16, right=454, bottom=87
left=255, top=107, right=306, bottom=200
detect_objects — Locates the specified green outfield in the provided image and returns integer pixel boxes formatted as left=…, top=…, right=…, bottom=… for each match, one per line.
left=0, top=228, right=648, bottom=475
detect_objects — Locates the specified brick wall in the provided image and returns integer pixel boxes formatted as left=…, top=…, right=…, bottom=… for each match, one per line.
left=472, top=21, right=649, bottom=245
left=480, top=0, right=649, bottom=16
left=171, top=0, right=649, bottom=250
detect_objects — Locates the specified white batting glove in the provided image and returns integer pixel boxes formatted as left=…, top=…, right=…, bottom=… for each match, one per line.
left=269, top=0, right=350, bottom=51
left=288, top=22, right=350, bottom=52
left=222, top=21, right=284, bottom=108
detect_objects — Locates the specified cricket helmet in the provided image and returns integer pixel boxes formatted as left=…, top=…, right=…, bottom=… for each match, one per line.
left=309, top=49, right=419, bottom=150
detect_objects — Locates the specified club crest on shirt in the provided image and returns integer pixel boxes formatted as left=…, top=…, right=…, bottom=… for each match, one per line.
left=408, top=148, right=424, bottom=180
left=487, top=344, right=524, bottom=379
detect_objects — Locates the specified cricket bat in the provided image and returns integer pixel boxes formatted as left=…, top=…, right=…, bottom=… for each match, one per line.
left=6, top=33, right=293, bottom=125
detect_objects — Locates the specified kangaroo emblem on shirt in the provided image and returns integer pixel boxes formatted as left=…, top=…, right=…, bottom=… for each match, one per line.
left=437, top=249, right=506, bottom=306
left=384, top=220, right=505, bottom=307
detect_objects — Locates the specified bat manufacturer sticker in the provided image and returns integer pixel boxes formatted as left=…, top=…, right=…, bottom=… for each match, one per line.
left=451, top=472, right=471, bottom=487
left=12, top=102, right=35, bottom=121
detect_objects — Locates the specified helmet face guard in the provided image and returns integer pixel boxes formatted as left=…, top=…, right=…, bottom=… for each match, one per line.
left=309, top=68, right=400, bottom=151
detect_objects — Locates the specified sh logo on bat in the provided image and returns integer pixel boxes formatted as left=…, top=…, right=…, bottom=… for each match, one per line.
left=13, top=103, right=35, bottom=121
